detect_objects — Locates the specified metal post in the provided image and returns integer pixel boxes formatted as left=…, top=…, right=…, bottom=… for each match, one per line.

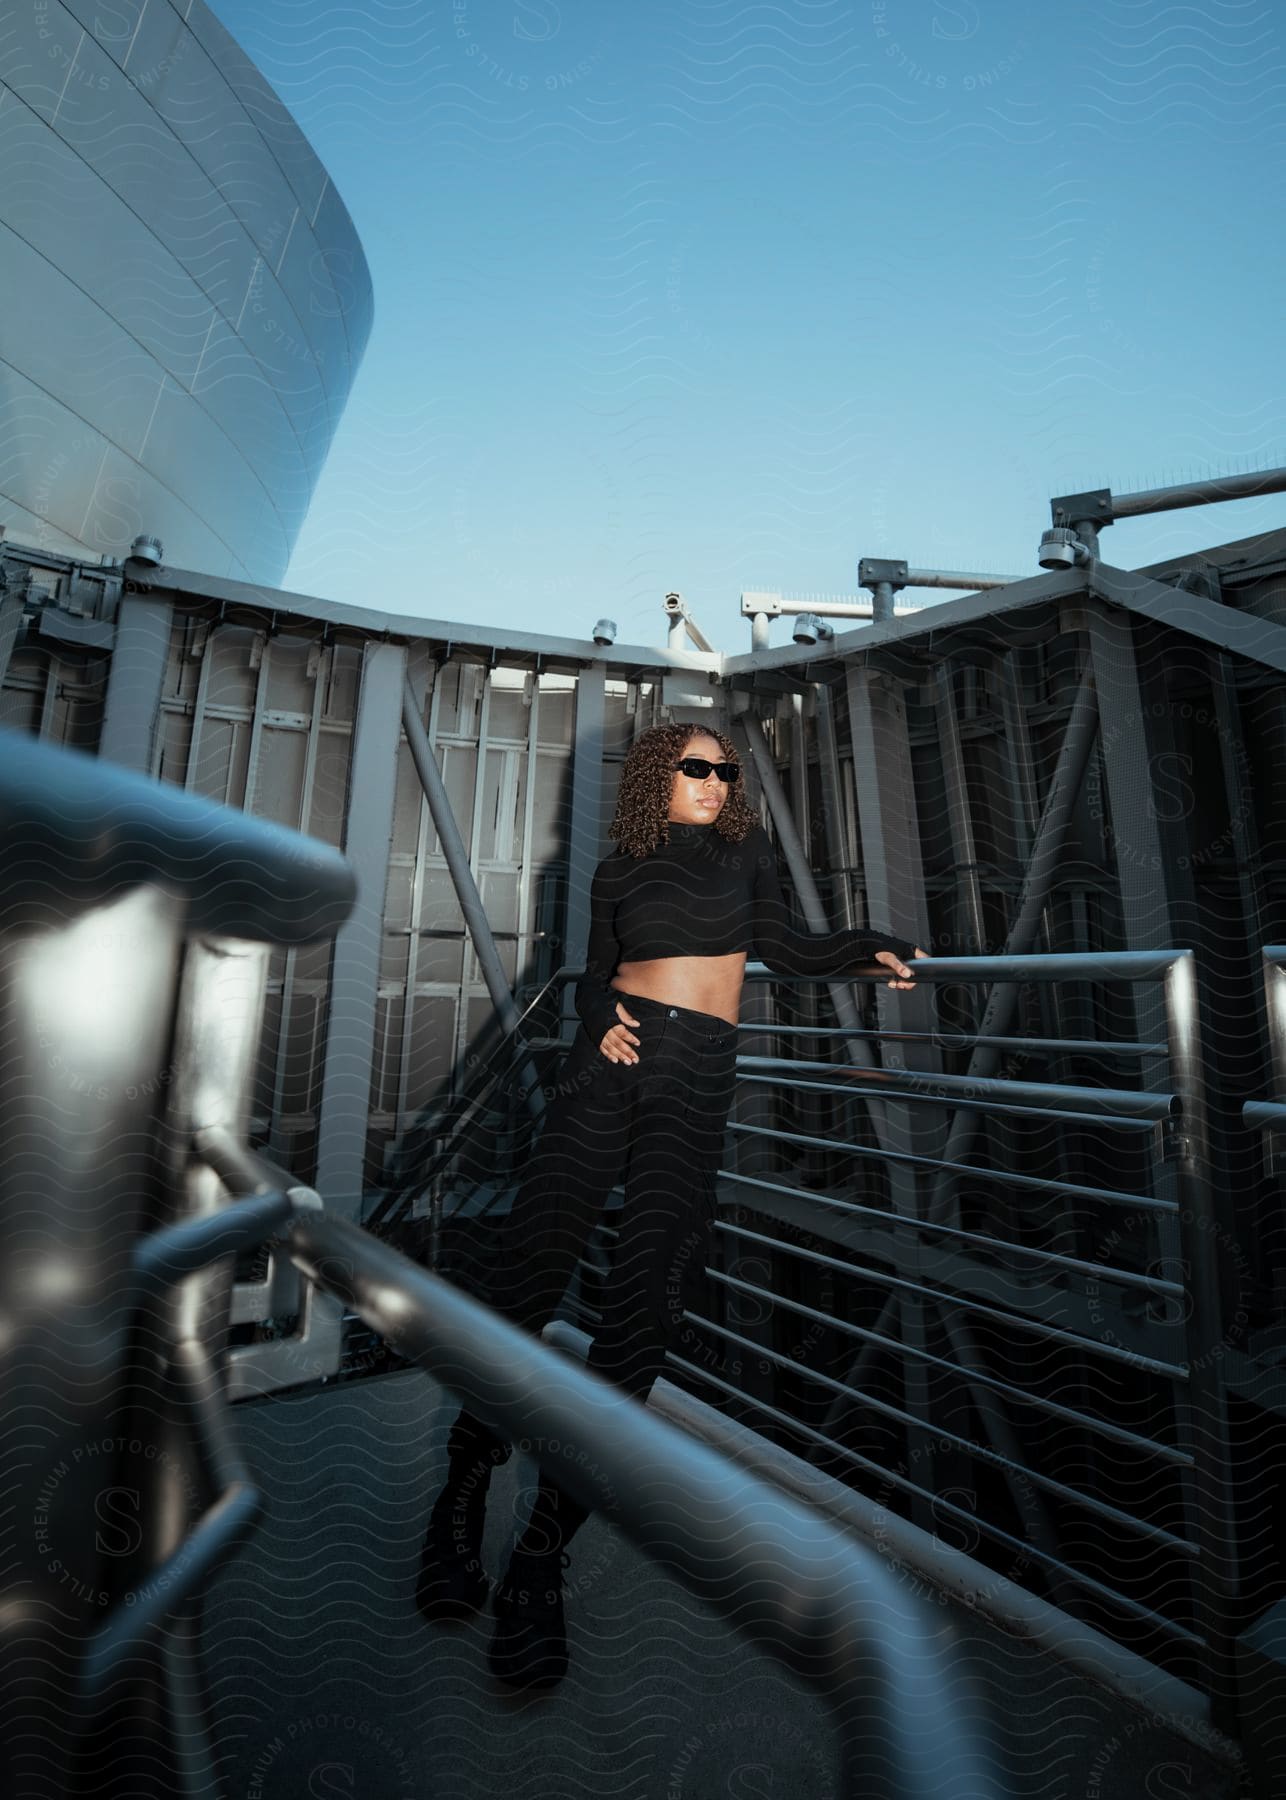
left=0, top=581, right=24, bottom=691
left=934, top=663, right=986, bottom=953
left=267, top=637, right=330, bottom=1159
left=1087, top=606, right=1195, bottom=954
left=1162, top=952, right=1242, bottom=1725
left=98, top=593, right=174, bottom=771
left=838, top=663, right=941, bottom=1504
left=841, top=663, right=938, bottom=1168
left=751, top=611, right=771, bottom=652
left=741, top=704, right=936, bottom=1503
left=315, top=641, right=407, bottom=1216
left=813, top=681, right=856, bottom=930
left=872, top=581, right=895, bottom=623
left=564, top=665, right=607, bottom=1023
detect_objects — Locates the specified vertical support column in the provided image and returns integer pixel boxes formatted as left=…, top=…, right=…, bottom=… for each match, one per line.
left=394, top=645, right=437, bottom=1134
left=842, top=665, right=939, bottom=1164
left=787, top=695, right=827, bottom=1181
left=814, top=681, right=856, bottom=929
left=515, top=671, right=543, bottom=987
left=933, top=663, right=986, bottom=953
left=240, top=635, right=273, bottom=816
left=842, top=666, right=942, bottom=1528
left=268, top=640, right=330, bottom=1159
left=98, top=593, right=174, bottom=771
left=1085, top=610, right=1186, bottom=1189
left=0, top=583, right=25, bottom=692
left=563, top=665, right=607, bottom=1022
left=315, top=641, right=407, bottom=1218
left=1087, top=607, right=1193, bottom=963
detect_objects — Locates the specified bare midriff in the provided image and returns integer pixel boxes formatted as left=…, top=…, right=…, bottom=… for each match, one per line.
left=611, top=952, right=746, bottom=1027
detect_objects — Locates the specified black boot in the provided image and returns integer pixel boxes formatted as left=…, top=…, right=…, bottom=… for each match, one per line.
left=416, top=1426, right=510, bottom=1624
left=489, top=1546, right=571, bottom=1691
left=488, top=1476, right=588, bottom=1692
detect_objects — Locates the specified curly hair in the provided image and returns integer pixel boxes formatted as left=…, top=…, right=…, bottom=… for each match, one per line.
left=609, top=722, right=758, bottom=857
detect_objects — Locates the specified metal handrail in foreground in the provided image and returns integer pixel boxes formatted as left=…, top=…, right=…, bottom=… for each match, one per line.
left=287, top=1211, right=1001, bottom=1800
left=1244, top=947, right=1286, bottom=1147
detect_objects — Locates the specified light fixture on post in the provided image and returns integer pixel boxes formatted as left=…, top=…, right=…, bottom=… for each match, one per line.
left=591, top=618, right=617, bottom=647
left=128, top=533, right=164, bottom=568
left=792, top=613, right=833, bottom=646
left=1037, top=527, right=1093, bottom=570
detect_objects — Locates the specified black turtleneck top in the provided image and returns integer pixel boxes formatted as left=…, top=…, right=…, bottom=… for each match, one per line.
left=574, top=821, right=918, bottom=1043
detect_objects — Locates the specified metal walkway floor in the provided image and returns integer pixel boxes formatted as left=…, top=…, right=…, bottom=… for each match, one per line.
left=204, top=1371, right=1243, bottom=1800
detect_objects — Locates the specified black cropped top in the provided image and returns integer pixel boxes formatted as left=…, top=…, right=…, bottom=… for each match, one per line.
left=574, top=820, right=918, bottom=1044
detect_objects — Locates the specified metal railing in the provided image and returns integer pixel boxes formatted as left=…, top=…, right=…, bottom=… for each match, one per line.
left=1243, top=947, right=1286, bottom=1158
left=289, top=1213, right=999, bottom=1800
left=1, top=733, right=1002, bottom=1800
left=655, top=953, right=1242, bottom=1730
left=372, top=944, right=1249, bottom=1738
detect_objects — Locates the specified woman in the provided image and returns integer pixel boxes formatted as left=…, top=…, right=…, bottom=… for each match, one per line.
left=417, top=722, right=923, bottom=1691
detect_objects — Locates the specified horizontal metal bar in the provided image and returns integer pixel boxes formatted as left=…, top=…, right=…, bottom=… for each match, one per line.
left=287, top=1215, right=993, bottom=1798
left=544, top=1315, right=1224, bottom=1745
left=905, top=568, right=1020, bottom=592
left=666, top=1357, right=1207, bottom=1650
left=131, top=1190, right=294, bottom=1287
left=1109, top=466, right=1286, bottom=519
left=709, top=1224, right=1181, bottom=1461
left=712, top=1220, right=1192, bottom=1466
left=689, top=1304, right=1195, bottom=1552
left=746, top=1023, right=1169, bottom=1057
left=727, top=1130, right=1176, bottom=1213
left=746, top=950, right=1187, bottom=982
left=737, top=1076, right=1158, bottom=1134
left=709, top=1198, right=1189, bottom=1378
left=389, top=927, right=549, bottom=941
left=717, top=1210, right=1186, bottom=1319
left=1243, top=1099, right=1286, bottom=1135
left=736, top=1056, right=1177, bottom=1121
left=646, top=1365, right=1230, bottom=1758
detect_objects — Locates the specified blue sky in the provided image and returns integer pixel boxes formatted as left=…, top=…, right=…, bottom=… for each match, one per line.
left=213, top=0, right=1286, bottom=650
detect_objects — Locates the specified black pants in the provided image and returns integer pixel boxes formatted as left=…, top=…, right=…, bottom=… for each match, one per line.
left=450, top=991, right=738, bottom=1470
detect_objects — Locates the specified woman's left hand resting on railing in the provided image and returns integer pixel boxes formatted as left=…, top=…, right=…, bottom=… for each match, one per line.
left=874, top=947, right=928, bottom=991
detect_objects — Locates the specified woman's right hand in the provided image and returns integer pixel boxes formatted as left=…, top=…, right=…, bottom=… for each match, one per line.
left=599, top=1001, right=641, bottom=1065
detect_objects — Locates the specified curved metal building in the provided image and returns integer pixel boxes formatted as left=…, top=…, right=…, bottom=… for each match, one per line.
left=0, top=0, right=371, bottom=585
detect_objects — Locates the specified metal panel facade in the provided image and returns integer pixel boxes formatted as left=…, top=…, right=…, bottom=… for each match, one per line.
left=0, top=0, right=371, bottom=582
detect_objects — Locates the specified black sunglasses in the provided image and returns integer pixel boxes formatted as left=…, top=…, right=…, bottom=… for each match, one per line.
left=673, top=756, right=741, bottom=784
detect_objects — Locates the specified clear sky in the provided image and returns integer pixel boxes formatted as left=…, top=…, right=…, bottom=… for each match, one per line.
left=212, top=0, right=1285, bottom=652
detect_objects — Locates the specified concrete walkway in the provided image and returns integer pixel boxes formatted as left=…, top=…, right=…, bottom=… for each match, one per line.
left=204, top=1370, right=1244, bottom=1800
